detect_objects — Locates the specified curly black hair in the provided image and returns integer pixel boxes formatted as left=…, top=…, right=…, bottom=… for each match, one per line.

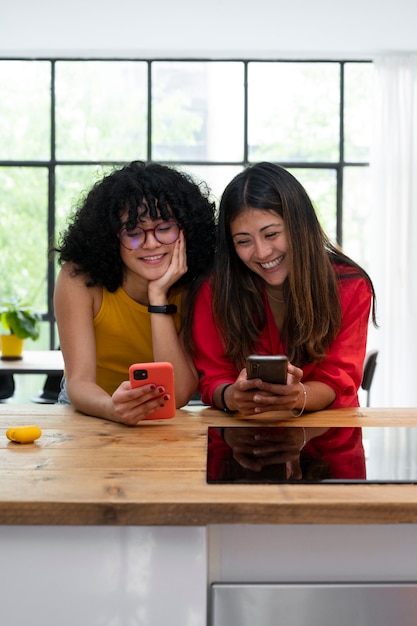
left=55, top=161, right=216, bottom=292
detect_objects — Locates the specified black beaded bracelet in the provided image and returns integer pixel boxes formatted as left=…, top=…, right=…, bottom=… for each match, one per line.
left=220, top=383, right=234, bottom=413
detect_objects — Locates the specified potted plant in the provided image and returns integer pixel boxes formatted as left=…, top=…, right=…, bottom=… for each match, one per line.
left=0, top=297, right=42, bottom=360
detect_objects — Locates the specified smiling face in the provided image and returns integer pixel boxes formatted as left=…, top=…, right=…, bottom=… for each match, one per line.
left=119, top=214, right=178, bottom=286
left=230, top=208, right=289, bottom=287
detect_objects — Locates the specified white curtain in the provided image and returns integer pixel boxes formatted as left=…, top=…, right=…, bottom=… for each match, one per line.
left=369, top=55, right=417, bottom=407
left=365, top=426, right=417, bottom=480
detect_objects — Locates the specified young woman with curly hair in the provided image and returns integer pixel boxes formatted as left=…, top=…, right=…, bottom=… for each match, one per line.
left=189, top=162, right=377, bottom=417
left=54, top=160, right=215, bottom=424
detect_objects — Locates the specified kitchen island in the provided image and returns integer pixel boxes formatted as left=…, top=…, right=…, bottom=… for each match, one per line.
left=1, top=404, right=417, bottom=625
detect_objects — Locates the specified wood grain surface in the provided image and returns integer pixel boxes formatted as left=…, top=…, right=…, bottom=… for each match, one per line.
left=1, top=403, right=417, bottom=526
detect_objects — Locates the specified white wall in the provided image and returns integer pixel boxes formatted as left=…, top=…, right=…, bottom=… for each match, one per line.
left=1, top=0, right=417, bottom=59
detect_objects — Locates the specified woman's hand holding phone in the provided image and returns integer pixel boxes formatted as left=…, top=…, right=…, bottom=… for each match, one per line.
left=106, top=363, right=176, bottom=426
left=129, top=362, right=176, bottom=421
left=227, top=358, right=303, bottom=416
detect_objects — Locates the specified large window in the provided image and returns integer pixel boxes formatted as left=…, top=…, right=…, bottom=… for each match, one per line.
left=0, top=58, right=373, bottom=349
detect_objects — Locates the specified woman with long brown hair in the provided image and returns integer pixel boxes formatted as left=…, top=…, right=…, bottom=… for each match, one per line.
left=189, top=162, right=376, bottom=416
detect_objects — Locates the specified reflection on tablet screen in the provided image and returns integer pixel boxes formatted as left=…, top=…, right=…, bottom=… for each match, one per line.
left=207, top=426, right=417, bottom=484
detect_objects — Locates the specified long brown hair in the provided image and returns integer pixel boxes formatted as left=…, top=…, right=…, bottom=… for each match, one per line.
left=211, top=162, right=376, bottom=369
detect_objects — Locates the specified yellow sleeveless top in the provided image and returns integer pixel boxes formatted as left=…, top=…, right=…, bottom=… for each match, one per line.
left=93, top=287, right=183, bottom=395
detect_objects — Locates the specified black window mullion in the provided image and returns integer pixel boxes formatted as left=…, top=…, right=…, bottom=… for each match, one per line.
left=243, top=61, right=249, bottom=164
left=147, top=61, right=152, bottom=162
left=336, top=62, right=345, bottom=246
left=48, top=60, right=57, bottom=348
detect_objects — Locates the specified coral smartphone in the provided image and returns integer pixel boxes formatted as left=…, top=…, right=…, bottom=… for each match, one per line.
left=246, top=355, right=288, bottom=385
left=129, top=362, right=176, bottom=420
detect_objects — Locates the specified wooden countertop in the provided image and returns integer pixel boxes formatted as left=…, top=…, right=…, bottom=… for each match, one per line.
left=1, top=403, right=417, bottom=526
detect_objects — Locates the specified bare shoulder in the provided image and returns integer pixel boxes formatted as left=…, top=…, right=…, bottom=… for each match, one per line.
left=57, top=262, right=86, bottom=283
left=55, top=264, right=102, bottom=312
left=56, top=263, right=95, bottom=290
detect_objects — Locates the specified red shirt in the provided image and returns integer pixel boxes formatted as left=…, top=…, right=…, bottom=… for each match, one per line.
left=192, top=266, right=372, bottom=408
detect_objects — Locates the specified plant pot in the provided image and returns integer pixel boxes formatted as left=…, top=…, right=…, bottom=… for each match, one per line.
left=0, top=334, right=24, bottom=360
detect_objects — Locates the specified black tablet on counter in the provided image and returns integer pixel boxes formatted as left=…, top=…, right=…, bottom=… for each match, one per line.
left=206, top=425, right=417, bottom=484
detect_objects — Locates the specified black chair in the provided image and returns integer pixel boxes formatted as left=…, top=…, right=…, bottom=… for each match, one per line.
left=31, top=373, right=62, bottom=404
left=0, top=374, right=15, bottom=402
left=361, top=349, right=379, bottom=407
left=187, top=391, right=205, bottom=406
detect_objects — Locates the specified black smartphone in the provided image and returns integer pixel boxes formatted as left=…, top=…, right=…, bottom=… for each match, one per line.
left=246, top=355, right=288, bottom=384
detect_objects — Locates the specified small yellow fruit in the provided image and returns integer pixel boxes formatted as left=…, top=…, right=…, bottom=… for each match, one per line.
left=6, top=425, right=42, bottom=444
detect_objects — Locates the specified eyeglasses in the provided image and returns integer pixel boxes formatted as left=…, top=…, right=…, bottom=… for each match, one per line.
left=119, top=221, right=180, bottom=250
